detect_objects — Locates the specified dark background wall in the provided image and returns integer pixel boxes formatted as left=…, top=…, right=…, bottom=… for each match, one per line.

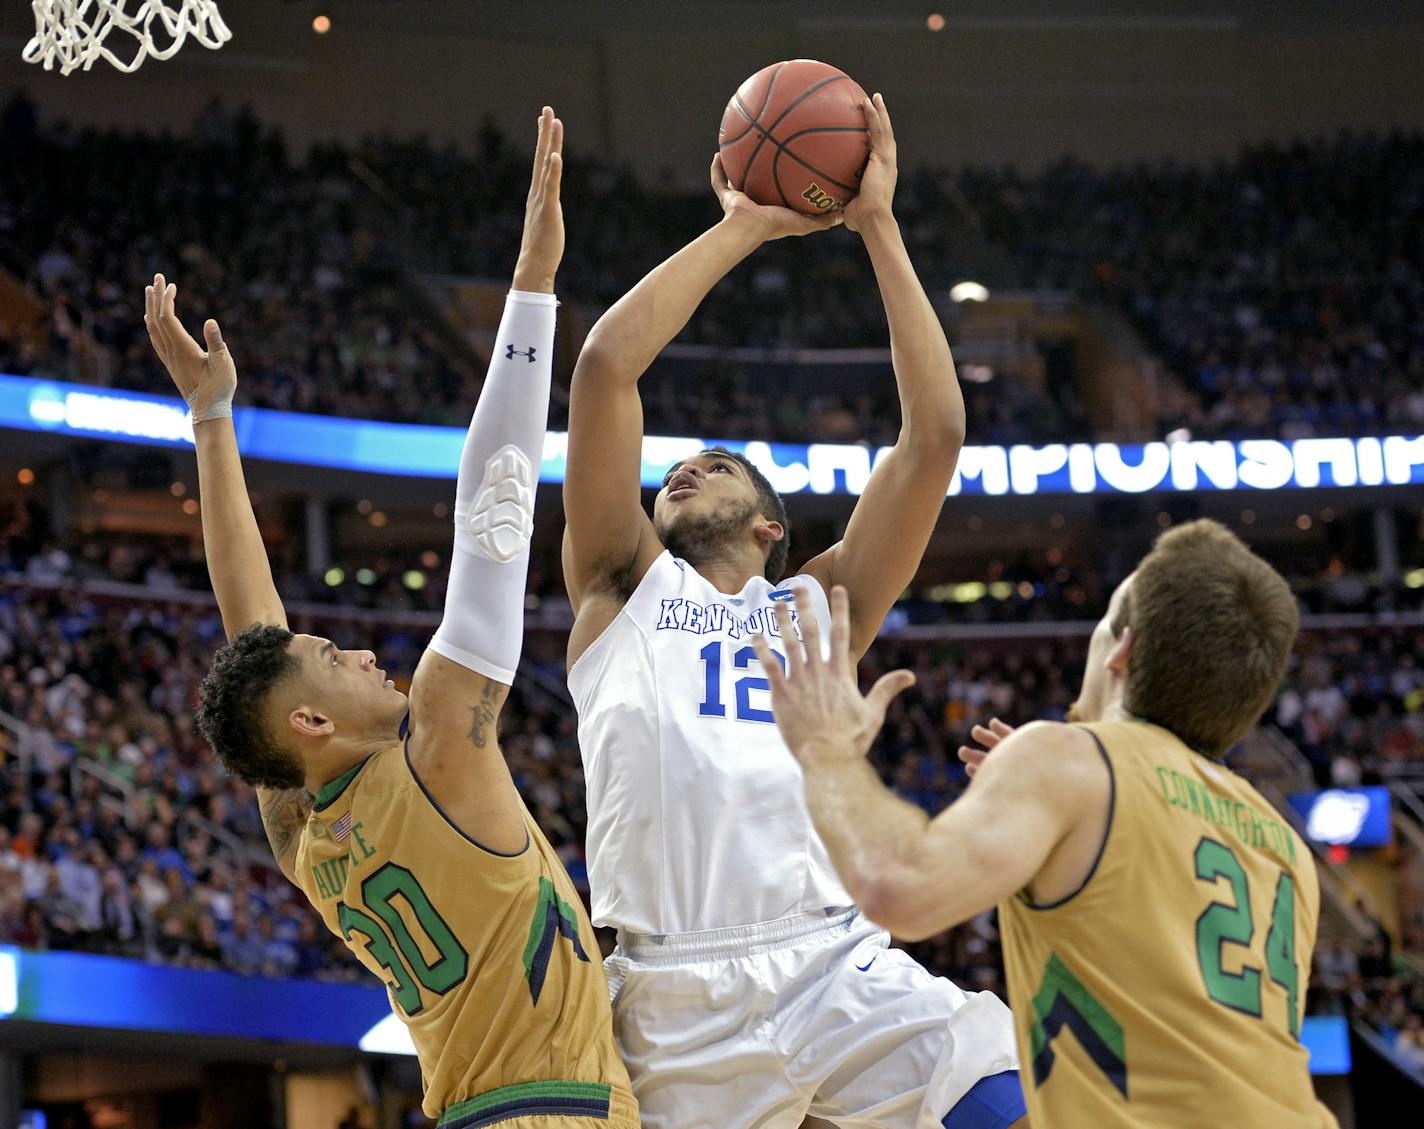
left=1, top=0, right=1422, bottom=176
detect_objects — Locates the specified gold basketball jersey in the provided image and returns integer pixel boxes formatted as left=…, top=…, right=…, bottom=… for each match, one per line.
left=999, top=719, right=1337, bottom=1128
left=295, top=741, right=637, bottom=1125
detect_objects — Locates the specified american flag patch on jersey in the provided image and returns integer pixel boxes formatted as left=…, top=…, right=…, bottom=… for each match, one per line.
left=331, top=812, right=352, bottom=843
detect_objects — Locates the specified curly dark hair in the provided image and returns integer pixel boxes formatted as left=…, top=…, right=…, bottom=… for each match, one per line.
left=195, top=623, right=305, bottom=788
left=702, top=446, right=791, bottom=580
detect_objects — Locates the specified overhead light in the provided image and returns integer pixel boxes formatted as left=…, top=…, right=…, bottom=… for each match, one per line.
left=312, top=14, right=331, bottom=34
left=927, top=13, right=946, bottom=32
left=950, top=281, right=989, bottom=303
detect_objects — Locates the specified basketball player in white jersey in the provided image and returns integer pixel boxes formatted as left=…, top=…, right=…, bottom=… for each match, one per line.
left=561, top=94, right=1025, bottom=1129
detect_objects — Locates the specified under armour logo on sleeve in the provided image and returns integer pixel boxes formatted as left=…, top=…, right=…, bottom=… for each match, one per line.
left=505, top=344, right=536, bottom=362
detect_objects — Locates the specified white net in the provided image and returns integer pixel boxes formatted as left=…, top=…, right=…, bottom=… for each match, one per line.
left=23, top=0, right=231, bottom=76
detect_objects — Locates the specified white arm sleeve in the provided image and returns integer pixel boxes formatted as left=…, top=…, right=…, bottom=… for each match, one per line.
left=427, top=290, right=557, bottom=684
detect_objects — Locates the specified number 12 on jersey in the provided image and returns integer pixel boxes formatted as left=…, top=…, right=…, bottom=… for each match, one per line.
left=698, top=641, right=785, bottom=723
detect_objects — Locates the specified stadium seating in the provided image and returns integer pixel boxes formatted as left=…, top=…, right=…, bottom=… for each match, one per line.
left=5, top=95, right=1419, bottom=446
left=1, top=525, right=1419, bottom=1042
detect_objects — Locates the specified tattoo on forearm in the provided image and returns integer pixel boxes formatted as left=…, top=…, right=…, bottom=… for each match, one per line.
left=467, top=679, right=504, bottom=749
left=260, top=787, right=313, bottom=864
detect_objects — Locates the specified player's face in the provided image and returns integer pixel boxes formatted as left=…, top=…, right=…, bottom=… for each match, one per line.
left=654, top=453, right=759, bottom=525
left=293, top=634, right=408, bottom=735
left=1072, top=574, right=1134, bottom=723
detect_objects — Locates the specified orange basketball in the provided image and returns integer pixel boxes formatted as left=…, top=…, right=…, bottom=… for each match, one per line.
left=718, top=59, right=870, bottom=216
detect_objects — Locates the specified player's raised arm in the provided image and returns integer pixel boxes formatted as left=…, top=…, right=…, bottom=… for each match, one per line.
left=561, top=156, right=841, bottom=612
left=403, top=108, right=565, bottom=854
left=754, top=587, right=1107, bottom=941
left=145, top=277, right=307, bottom=879
left=800, top=95, right=966, bottom=657
left=147, top=277, right=285, bottom=637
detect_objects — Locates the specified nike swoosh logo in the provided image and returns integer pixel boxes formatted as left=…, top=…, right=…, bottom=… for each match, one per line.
left=855, top=957, right=877, bottom=972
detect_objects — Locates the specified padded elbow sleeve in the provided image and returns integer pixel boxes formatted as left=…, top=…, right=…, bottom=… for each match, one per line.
left=428, top=290, right=556, bottom=684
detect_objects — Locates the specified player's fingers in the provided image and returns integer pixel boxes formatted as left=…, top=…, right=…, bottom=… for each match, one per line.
left=526, top=109, right=550, bottom=205
left=792, top=587, right=822, bottom=668
left=862, top=96, right=882, bottom=147
left=162, top=282, right=204, bottom=361
left=540, top=118, right=563, bottom=200
left=969, top=724, right=1000, bottom=748
left=532, top=106, right=551, bottom=175
left=873, top=93, right=895, bottom=143
left=829, top=585, right=851, bottom=676
left=152, top=273, right=167, bottom=328
left=751, top=633, right=787, bottom=692
left=773, top=599, right=806, bottom=675
left=762, top=644, right=788, bottom=695
left=989, top=717, right=1014, bottom=734
left=866, top=669, right=915, bottom=721
left=710, top=152, right=730, bottom=197
left=544, top=150, right=563, bottom=201
left=143, top=284, right=165, bottom=358
left=958, top=745, right=988, bottom=766
left=800, top=210, right=843, bottom=235
left=152, top=275, right=179, bottom=355
left=538, top=144, right=561, bottom=203
left=203, top=319, right=227, bottom=357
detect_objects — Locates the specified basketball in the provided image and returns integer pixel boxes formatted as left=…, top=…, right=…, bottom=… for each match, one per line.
left=718, top=59, right=871, bottom=216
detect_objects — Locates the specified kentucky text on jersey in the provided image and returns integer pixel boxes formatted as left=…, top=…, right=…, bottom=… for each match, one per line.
left=656, top=594, right=798, bottom=638
left=1153, top=764, right=1297, bottom=866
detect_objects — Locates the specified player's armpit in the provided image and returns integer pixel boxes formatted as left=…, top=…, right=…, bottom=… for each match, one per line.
left=258, top=785, right=312, bottom=884
left=404, top=649, right=527, bottom=855
left=863, top=723, right=1108, bottom=941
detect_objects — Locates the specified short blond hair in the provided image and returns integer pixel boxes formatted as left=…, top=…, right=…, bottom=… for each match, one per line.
left=1111, top=520, right=1298, bottom=757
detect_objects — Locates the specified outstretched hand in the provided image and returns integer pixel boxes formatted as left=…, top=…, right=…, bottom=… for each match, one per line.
left=752, top=585, right=915, bottom=765
left=143, top=273, right=236, bottom=424
left=711, top=152, right=843, bottom=243
left=957, top=718, right=1017, bottom=779
left=512, top=106, right=565, bottom=294
left=842, top=93, right=897, bottom=234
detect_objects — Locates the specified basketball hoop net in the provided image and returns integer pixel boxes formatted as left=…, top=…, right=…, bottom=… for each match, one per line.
left=23, top=0, right=232, bottom=76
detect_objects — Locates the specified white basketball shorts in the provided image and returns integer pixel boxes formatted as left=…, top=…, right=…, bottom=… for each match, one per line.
left=603, top=908, right=1023, bottom=1129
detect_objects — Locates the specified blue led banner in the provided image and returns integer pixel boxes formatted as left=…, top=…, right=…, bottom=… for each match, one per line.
left=0, top=945, right=400, bottom=1049
left=0, top=947, right=1346, bottom=1071
left=4, top=373, right=1422, bottom=497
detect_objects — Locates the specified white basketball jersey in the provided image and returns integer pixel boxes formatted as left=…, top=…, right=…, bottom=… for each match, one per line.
left=567, top=551, right=854, bottom=935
